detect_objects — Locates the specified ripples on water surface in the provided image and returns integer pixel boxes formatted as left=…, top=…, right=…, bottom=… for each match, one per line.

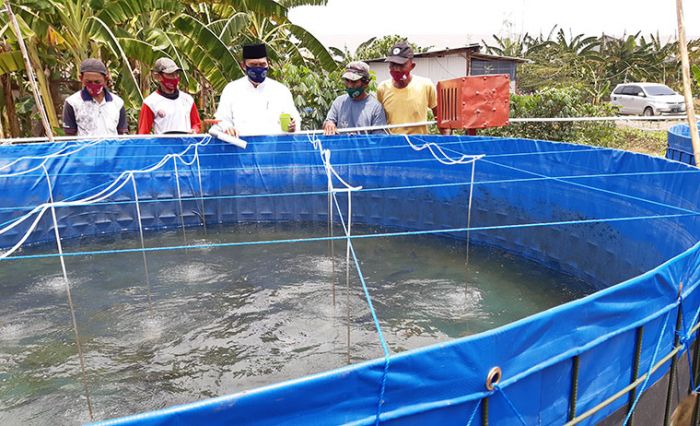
left=0, top=223, right=594, bottom=424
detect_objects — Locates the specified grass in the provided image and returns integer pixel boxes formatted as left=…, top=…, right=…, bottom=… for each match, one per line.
left=601, top=127, right=667, bottom=157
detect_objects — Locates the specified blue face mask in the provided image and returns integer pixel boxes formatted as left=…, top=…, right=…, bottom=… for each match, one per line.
left=246, top=66, right=268, bottom=83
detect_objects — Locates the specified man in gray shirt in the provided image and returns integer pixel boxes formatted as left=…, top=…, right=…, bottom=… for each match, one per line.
left=323, top=61, right=387, bottom=135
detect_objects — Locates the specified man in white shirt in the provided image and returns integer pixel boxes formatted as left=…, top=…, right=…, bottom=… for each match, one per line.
left=214, top=43, right=301, bottom=137
left=62, top=58, right=128, bottom=137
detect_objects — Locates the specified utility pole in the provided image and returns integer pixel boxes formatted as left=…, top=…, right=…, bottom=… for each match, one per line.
left=675, top=0, right=699, bottom=166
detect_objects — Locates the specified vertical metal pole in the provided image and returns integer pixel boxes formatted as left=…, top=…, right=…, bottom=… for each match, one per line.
left=43, top=166, right=93, bottom=420
left=481, top=397, right=489, bottom=426
left=664, top=304, right=684, bottom=425
left=172, top=157, right=188, bottom=246
left=4, top=0, right=53, bottom=141
left=346, top=191, right=352, bottom=365
left=628, top=326, right=644, bottom=426
left=328, top=185, right=336, bottom=306
left=691, top=328, right=700, bottom=426
left=465, top=159, right=476, bottom=269
left=693, top=329, right=700, bottom=392
left=690, top=330, right=700, bottom=426
left=131, top=174, right=154, bottom=314
left=194, top=148, right=207, bottom=232
left=569, top=356, right=580, bottom=421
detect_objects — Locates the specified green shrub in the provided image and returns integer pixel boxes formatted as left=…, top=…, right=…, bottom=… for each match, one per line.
left=279, top=63, right=382, bottom=131
left=483, top=86, right=618, bottom=145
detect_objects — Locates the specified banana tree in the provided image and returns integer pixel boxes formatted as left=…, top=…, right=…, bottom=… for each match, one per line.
left=0, top=45, right=23, bottom=136
left=0, top=9, right=60, bottom=129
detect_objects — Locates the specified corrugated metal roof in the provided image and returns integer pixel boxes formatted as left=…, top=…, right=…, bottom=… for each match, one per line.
left=364, top=44, right=527, bottom=63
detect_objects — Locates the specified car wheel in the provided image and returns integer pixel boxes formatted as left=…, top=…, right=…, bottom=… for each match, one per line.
left=643, top=107, right=654, bottom=117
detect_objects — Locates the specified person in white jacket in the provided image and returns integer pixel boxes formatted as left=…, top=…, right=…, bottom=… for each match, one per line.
left=214, top=43, right=301, bottom=137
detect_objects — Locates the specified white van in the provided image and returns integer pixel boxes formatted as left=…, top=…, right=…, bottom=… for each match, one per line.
left=610, top=83, right=685, bottom=116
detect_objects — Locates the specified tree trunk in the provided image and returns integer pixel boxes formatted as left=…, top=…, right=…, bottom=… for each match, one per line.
left=2, top=74, right=20, bottom=137
left=138, top=60, right=150, bottom=96
left=26, top=38, right=59, bottom=129
left=0, top=42, right=20, bottom=138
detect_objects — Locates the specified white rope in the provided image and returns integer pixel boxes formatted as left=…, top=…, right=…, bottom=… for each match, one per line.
left=0, top=137, right=212, bottom=258
left=400, top=135, right=482, bottom=268
left=466, top=160, right=477, bottom=268
left=42, top=164, right=94, bottom=419
left=172, top=157, right=188, bottom=246
left=0, top=135, right=207, bottom=176
left=403, top=134, right=484, bottom=166
left=509, top=115, right=698, bottom=123
left=0, top=206, right=50, bottom=257
left=194, top=147, right=207, bottom=231
left=131, top=174, right=152, bottom=310
left=0, top=170, right=136, bottom=258
left=1, top=115, right=698, bottom=146
left=307, top=131, right=359, bottom=365
left=0, top=138, right=108, bottom=172
left=307, top=133, right=362, bottom=193
left=0, top=133, right=210, bottom=145
left=131, top=172, right=155, bottom=316
left=42, top=165, right=67, bottom=279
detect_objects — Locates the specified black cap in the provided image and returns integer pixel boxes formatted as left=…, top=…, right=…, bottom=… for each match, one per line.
left=385, top=41, right=414, bottom=64
left=242, top=43, right=267, bottom=60
left=79, top=58, right=108, bottom=75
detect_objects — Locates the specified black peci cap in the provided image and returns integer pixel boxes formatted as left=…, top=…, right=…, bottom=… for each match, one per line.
left=242, top=43, right=267, bottom=60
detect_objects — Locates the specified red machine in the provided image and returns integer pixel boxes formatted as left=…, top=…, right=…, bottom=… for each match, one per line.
left=436, top=74, right=511, bottom=131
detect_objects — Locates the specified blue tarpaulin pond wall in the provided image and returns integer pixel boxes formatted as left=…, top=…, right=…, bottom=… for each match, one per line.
left=1, top=133, right=699, bottom=425
left=667, top=123, right=700, bottom=166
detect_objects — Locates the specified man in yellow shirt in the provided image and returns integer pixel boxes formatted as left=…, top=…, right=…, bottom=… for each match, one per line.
left=377, top=41, right=447, bottom=135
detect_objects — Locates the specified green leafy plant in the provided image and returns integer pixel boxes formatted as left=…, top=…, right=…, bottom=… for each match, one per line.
left=354, top=35, right=430, bottom=61
left=483, top=86, right=618, bottom=145
left=280, top=63, right=379, bottom=131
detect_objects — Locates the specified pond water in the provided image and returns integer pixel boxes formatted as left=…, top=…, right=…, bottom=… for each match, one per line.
left=0, top=223, right=594, bottom=424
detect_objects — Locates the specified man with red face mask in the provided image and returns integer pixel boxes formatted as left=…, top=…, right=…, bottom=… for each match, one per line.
left=377, top=41, right=448, bottom=135
left=137, top=57, right=202, bottom=135
left=62, top=58, right=128, bottom=136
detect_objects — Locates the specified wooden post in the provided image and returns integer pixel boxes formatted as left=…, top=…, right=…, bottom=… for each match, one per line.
left=4, top=0, right=54, bottom=141
left=676, top=0, right=700, bottom=166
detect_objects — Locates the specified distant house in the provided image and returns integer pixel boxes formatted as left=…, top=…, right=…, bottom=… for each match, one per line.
left=364, top=44, right=527, bottom=92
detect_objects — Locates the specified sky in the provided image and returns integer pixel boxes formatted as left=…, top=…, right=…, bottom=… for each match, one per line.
left=288, top=0, right=700, bottom=52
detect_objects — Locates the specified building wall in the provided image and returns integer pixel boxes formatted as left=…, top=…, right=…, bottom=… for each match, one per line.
left=471, top=60, right=516, bottom=80
left=368, top=55, right=468, bottom=85
left=367, top=54, right=517, bottom=91
left=471, top=59, right=517, bottom=92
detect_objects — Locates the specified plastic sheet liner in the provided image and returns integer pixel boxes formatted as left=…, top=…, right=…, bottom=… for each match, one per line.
left=0, top=134, right=699, bottom=425
left=667, top=123, right=699, bottom=165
